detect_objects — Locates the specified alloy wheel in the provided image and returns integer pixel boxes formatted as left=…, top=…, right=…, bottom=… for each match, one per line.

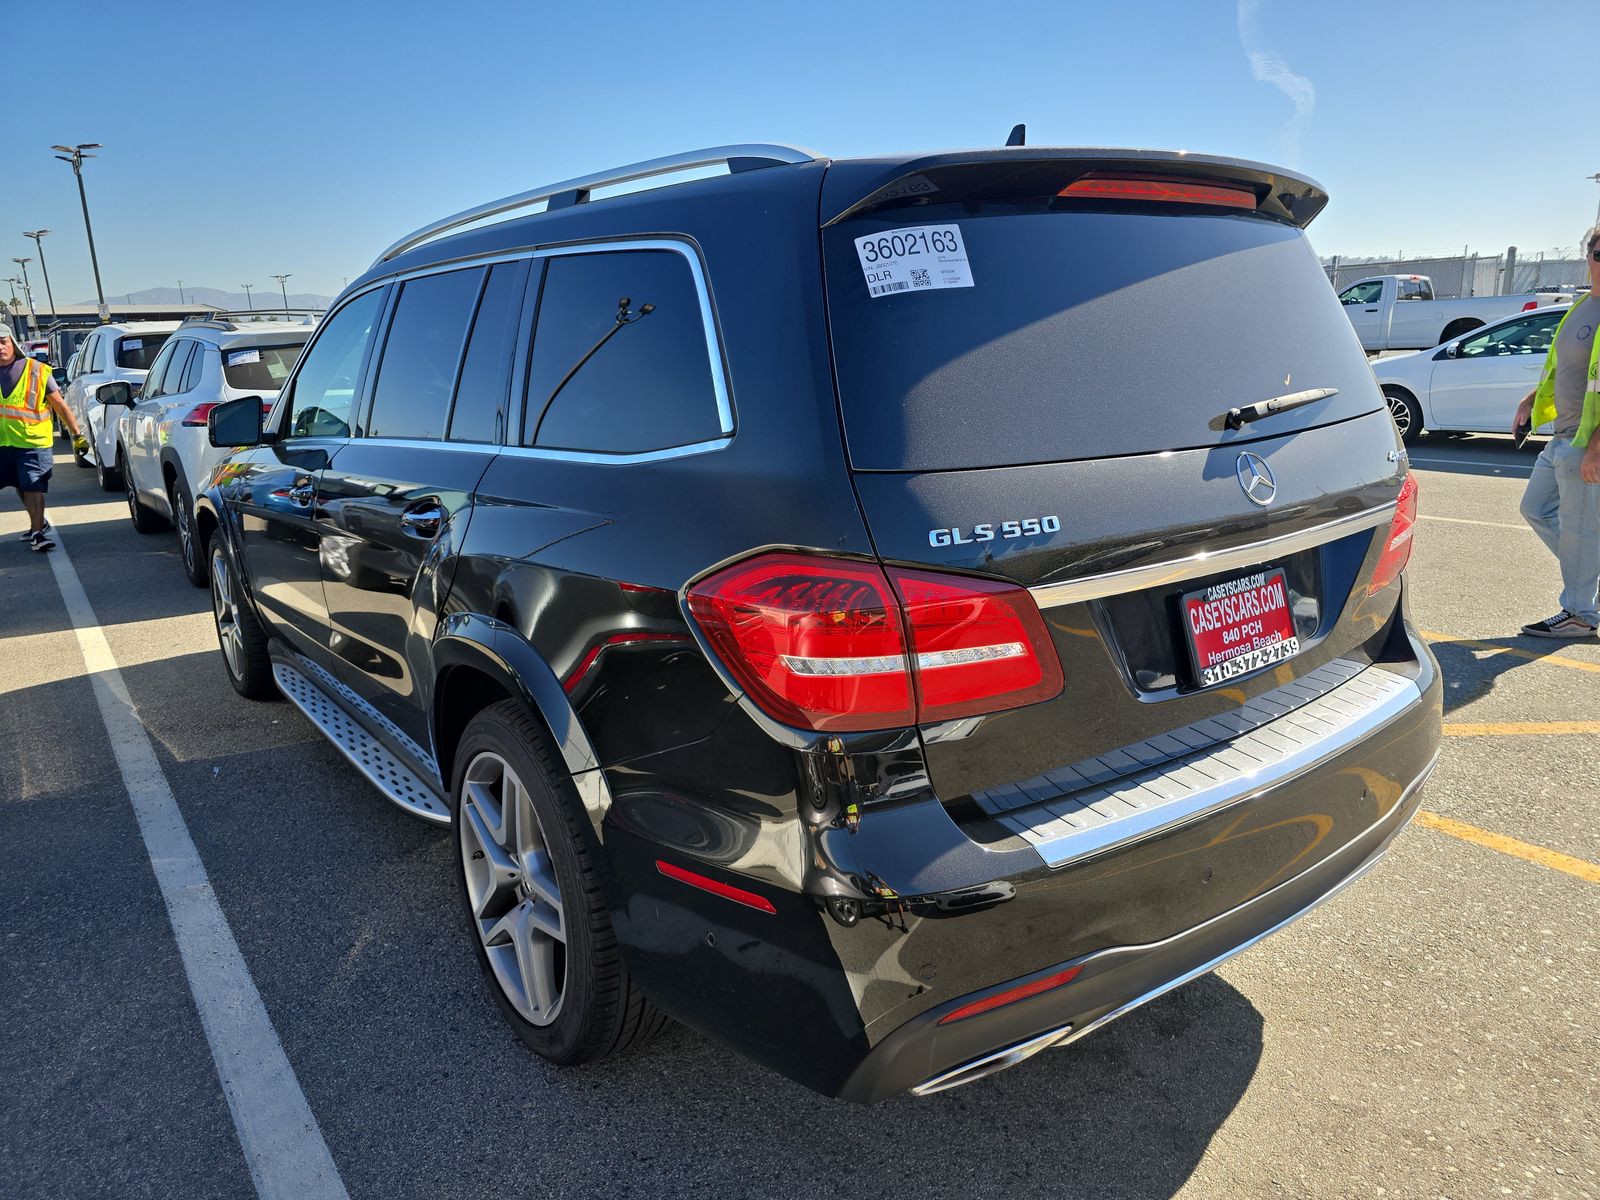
left=1385, top=394, right=1412, bottom=437
left=459, top=751, right=567, bottom=1027
left=124, top=463, right=139, bottom=523
left=177, top=496, right=195, bottom=573
left=211, top=550, right=244, bottom=679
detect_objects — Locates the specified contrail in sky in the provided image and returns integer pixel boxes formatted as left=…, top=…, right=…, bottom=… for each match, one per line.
left=1237, top=0, right=1315, bottom=164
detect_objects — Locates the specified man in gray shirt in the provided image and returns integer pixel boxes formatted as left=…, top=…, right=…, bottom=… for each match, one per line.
left=1516, top=225, right=1600, bottom=636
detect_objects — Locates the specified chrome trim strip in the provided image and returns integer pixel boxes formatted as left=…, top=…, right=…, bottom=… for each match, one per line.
left=910, top=1023, right=1077, bottom=1097
left=375, top=143, right=820, bottom=266
left=1029, top=503, right=1396, bottom=608
left=1016, top=666, right=1422, bottom=869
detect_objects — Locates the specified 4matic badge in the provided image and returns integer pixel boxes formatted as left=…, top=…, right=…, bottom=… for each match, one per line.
left=928, top=514, right=1061, bottom=547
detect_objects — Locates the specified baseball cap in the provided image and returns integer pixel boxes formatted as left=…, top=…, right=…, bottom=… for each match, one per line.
left=0, top=322, right=15, bottom=346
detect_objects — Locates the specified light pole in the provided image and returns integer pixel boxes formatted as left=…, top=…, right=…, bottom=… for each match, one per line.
left=1588, top=173, right=1600, bottom=224
left=23, top=231, right=56, bottom=323
left=11, top=258, right=36, bottom=335
left=271, top=273, right=291, bottom=309
left=51, top=143, right=107, bottom=321
left=177, top=279, right=185, bottom=305
left=241, top=283, right=255, bottom=310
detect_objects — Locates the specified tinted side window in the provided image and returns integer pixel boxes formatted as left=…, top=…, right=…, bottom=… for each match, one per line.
left=367, top=267, right=484, bottom=441
left=78, top=335, right=99, bottom=374
left=162, top=342, right=197, bottom=397
left=526, top=250, right=720, bottom=454
left=286, top=288, right=386, bottom=439
left=179, top=344, right=209, bottom=393
left=448, top=262, right=527, bottom=443
left=140, top=339, right=183, bottom=400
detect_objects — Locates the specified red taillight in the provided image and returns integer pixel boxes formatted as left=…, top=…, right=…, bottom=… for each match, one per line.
left=937, top=965, right=1084, bottom=1025
left=686, top=552, right=1064, bottom=732
left=1058, top=174, right=1257, bottom=209
left=1369, top=475, right=1418, bottom=595
left=182, top=402, right=220, bottom=427
left=889, top=568, right=1065, bottom=723
left=1521, top=300, right=1539, bottom=311
left=686, top=554, right=912, bottom=731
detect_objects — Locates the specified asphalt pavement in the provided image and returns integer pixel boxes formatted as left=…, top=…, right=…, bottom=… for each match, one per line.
left=1, top=435, right=1596, bottom=1200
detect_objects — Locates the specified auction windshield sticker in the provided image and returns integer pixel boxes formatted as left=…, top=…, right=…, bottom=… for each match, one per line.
left=853, top=224, right=974, bottom=298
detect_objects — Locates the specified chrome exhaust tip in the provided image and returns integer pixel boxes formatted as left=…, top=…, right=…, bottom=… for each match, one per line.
left=909, top=1024, right=1075, bottom=1097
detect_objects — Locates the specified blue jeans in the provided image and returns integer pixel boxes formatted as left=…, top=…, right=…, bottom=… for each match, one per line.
left=1520, top=436, right=1600, bottom=625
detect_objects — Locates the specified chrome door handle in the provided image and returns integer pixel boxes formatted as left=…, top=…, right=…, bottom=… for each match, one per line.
left=287, top=481, right=315, bottom=505
left=400, top=503, right=445, bottom=539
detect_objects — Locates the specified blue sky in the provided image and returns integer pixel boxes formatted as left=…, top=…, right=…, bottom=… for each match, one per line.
left=10, top=0, right=1594, bottom=303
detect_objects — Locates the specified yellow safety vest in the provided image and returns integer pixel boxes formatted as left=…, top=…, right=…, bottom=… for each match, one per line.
left=1530, top=296, right=1600, bottom=449
left=0, top=358, right=55, bottom=449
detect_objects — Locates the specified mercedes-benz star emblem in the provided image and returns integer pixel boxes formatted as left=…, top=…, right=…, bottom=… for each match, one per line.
left=1236, top=451, right=1277, bottom=506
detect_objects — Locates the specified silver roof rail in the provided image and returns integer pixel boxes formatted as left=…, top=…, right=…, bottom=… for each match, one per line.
left=373, top=142, right=821, bottom=268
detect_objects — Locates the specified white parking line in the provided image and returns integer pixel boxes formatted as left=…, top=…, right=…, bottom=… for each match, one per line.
left=1418, top=514, right=1531, bottom=531
left=43, top=534, right=349, bottom=1200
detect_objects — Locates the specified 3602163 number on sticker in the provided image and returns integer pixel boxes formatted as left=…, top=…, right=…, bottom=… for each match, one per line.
left=853, top=224, right=975, bottom=298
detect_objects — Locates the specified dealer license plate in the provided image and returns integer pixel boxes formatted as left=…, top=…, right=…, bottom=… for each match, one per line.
left=1181, top=567, right=1300, bottom=687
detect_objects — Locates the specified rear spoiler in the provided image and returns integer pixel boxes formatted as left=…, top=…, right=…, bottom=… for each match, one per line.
left=819, top=148, right=1329, bottom=229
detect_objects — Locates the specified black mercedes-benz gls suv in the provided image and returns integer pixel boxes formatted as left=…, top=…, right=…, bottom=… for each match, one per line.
left=197, top=142, right=1441, bottom=1102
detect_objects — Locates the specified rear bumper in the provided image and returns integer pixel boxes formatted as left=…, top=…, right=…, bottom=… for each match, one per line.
left=836, top=752, right=1435, bottom=1102
left=611, top=616, right=1442, bottom=1102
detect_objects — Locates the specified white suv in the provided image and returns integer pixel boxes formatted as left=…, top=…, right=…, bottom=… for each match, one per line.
left=62, top=321, right=180, bottom=487
left=110, top=313, right=317, bottom=585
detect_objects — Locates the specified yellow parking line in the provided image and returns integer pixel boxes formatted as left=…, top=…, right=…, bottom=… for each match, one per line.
left=1444, top=720, right=1600, bottom=737
left=1421, top=631, right=1600, bottom=675
left=1415, top=811, right=1600, bottom=884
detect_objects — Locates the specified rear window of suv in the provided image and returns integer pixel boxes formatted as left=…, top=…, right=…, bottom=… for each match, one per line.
left=223, top=344, right=303, bottom=392
left=115, top=334, right=169, bottom=371
left=824, top=202, right=1380, bottom=471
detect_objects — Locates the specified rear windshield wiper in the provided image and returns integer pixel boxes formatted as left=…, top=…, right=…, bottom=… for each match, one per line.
left=1223, top=387, right=1338, bottom=431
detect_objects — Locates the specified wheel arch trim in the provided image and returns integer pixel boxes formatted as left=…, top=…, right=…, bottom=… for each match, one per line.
left=432, top=615, right=604, bottom=788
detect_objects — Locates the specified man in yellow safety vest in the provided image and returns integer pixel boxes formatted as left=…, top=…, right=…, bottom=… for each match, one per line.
left=0, top=322, right=89, bottom=552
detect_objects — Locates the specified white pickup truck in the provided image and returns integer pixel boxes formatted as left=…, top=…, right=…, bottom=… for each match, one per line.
left=1336, top=274, right=1558, bottom=353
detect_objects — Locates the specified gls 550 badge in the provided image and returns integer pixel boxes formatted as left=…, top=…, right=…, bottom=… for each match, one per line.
left=929, top=515, right=1061, bottom=547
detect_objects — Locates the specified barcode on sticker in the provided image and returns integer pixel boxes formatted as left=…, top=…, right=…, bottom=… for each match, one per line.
left=870, top=281, right=912, bottom=296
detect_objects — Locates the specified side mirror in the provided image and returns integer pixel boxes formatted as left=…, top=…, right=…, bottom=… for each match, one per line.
left=96, top=380, right=134, bottom=406
left=209, top=395, right=265, bottom=448
left=1444, top=343, right=1461, bottom=358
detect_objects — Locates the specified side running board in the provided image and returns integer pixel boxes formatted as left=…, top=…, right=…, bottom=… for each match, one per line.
left=272, top=661, right=451, bottom=826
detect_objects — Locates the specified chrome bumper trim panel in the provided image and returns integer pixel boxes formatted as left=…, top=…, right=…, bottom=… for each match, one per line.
left=994, top=663, right=1422, bottom=869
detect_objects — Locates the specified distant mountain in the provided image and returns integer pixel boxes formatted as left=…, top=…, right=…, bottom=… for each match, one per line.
left=76, top=285, right=336, bottom=311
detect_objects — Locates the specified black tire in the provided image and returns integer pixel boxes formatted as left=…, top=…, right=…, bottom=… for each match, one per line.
left=210, top=542, right=276, bottom=700
left=96, top=444, right=123, bottom=491
left=1383, top=388, right=1424, bottom=444
left=453, top=700, right=666, bottom=1066
left=175, top=488, right=208, bottom=588
left=125, top=454, right=169, bottom=532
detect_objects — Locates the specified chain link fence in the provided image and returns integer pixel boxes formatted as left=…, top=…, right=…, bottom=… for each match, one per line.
left=1322, top=249, right=1586, bottom=298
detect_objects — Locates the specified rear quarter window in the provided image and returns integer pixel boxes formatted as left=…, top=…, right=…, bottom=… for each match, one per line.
left=524, top=249, right=721, bottom=454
